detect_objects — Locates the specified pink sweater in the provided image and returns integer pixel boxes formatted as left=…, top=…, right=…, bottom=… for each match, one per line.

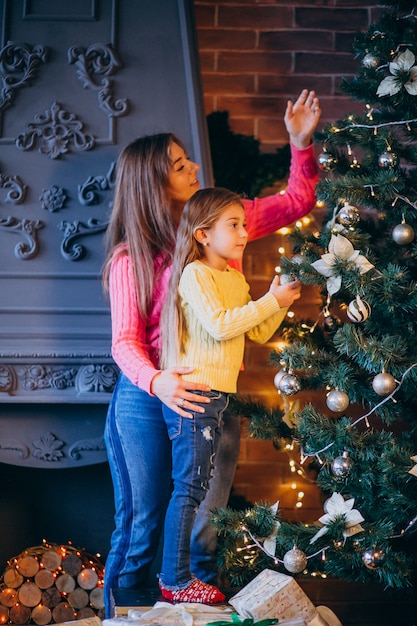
left=108, top=143, right=318, bottom=392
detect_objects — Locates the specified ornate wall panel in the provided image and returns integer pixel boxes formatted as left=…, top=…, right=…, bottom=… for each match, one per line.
left=0, top=0, right=212, bottom=469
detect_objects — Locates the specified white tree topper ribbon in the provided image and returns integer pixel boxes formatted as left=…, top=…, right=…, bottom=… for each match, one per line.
left=311, top=234, right=374, bottom=295
left=377, top=48, right=417, bottom=97
left=310, top=492, right=365, bottom=544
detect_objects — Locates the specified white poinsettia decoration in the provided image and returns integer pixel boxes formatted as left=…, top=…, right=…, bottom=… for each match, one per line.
left=263, top=501, right=281, bottom=556
left=377, top=48, right=417, bottom=97
left=310, top=492, right=365, bottom=544
left=311, top=234, right=374, bottom=295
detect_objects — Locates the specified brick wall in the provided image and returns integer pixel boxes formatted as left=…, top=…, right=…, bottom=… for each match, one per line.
left=193, top=1, right=381, bottom=517
left=194, top=0, right=381, bottom=151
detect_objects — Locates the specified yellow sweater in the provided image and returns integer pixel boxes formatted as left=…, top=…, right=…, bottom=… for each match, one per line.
left=170, top=260, right=287, bottom=393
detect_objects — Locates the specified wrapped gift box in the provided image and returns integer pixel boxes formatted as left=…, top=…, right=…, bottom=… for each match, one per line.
left=229, top=569, right=317, bottom=623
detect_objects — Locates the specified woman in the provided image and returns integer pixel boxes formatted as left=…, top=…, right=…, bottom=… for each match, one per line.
left=103, top=89, right=321, bottom=616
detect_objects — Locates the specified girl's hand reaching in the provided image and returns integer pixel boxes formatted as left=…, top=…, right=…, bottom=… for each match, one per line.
left=269, top=274, right=301, bottom=308
left=284, top=89, right=321, bottom=150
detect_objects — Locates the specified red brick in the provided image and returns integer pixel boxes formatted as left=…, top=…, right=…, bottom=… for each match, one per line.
left=197, top=28, right=256, bottom=50
left=226, top=117, right=257, bottom=137
left=218, top=51, right=293, bottom=73
left=258, top=117, right=291, bottom=146
left=198, top=50, right=216, bottom=72
left=218, top=6, right=292, bottom=29
left=258, top=75, right=332, bottom=97
left=193, top=4, right=216, bottom=27
left=260, top=30, right=333, bottom=52
left=217, top=95, right=286, bottom=116
left=295, top=7, right=369, bottom=30
left=335, top=31, right=358, bottom=53
left=294, top=51, right=359, bottom=75
left=201, top=73, right=255, bottom=94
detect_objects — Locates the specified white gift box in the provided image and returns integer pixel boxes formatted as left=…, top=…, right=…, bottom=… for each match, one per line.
left=229, top=569, right=318, bottom=623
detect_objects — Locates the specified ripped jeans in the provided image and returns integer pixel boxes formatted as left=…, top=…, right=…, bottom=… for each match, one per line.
left=159, top=390, right=229, bottom=589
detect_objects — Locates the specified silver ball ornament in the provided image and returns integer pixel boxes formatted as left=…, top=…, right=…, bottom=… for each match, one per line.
left=278, top=373, right=301, bottom=396
left=392, top=222, right=415, bottom=245
left=318, top=152, right=338, bottom=171
left=283, top=546, right=308, bottom=573
left=362, top=548, right=386, bottom=570
left=326, top=389, right=350, bottom=412
left=346, top=296, right=371, bottom=323
left=274, top=370, right=287, bottom=389
left=362, top=53, right=379, bottom=68
left=338, top=202, right=360, bottom=227
left=331, top=451, right=354, bottom=478
left=378, top=150, right=398, bottom=169
left=372, top=372, right=396, bottom=396
left=279, top=273, right=296, bottom=285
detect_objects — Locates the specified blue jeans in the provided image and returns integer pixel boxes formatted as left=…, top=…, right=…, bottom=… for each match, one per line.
left=159, top=390, right=229, bottom=589
left=103, top=374, right=172, bottom=616
left=103, top=374, right=240, bottom=615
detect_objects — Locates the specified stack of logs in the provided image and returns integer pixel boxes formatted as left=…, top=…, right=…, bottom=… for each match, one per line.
left=0, top=544, right=105, bottom=625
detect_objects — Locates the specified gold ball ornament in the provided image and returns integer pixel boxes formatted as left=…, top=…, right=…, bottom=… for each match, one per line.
left=283, top=546, right=308, bottom=573
left=392, top=222, right=415, bottom=245
left=326, top=389, right=350, bottom=412
left=362, top=548, right=386, bottom=570
left=346, top=296, right=371, bottom=323
left=372, top=372, right=397, bottom=396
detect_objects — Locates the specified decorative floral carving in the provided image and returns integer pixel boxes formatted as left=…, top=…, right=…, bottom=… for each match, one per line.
left=0, top=438, right=30, bottom=460
left=0, top=172, right=27, bottom=204
left=18, top=364, right=77, bottom=391
left=69, top=436, right=106, bottom=460
left=16, top=101, right=95, bottom=159
left=59, top=217, right=108, bottom=260
left=0, top=42, right=48, bottom=112
left=0, top=365, right=17, bottom=393
left=33, top=432, right=65, bottom=462
left=68, top=43, right=128, bottom=117
left=78, top=161, right=116, bottom=206
left=0, top=216, right=44, bottom=259
left=40, top=184, right=67, bottom=212
left=76, top=364, right=119, bottom=393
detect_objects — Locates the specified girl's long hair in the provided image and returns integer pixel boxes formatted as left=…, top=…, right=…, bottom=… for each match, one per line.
left=102, top=133, right=186, bottom=318
left=160, top=187, right=243, bottom=368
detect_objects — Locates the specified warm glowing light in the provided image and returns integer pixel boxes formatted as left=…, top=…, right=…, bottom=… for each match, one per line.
left=298, top=491, right=304, bottom=498
left=278, top=246, right=285, bottom=254
left=287, top=311, right=295, bottom=318
left=295, top=502, right=303, bottom=508
left=277, top=227, right=290, bottom=235
left=275, top=265, right=281, bottom=273
left=291, top=482, right=297, bottom=489
left=295, top=221, right=302, bottom=228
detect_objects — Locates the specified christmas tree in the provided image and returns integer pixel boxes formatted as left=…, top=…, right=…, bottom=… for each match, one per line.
left=213, top=0, right=417, bottom=592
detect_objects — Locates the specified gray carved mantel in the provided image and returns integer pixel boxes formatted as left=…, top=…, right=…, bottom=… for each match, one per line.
left=0, top=0, right=212, bottom=477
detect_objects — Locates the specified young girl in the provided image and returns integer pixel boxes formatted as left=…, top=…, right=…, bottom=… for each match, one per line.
left=158, top=187, right=301, bottom=603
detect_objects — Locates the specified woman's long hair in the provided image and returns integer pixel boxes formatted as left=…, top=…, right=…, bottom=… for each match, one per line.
left=160, top=187, right=243, bottom=368
left=103, top=133, right=187, bottom=318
